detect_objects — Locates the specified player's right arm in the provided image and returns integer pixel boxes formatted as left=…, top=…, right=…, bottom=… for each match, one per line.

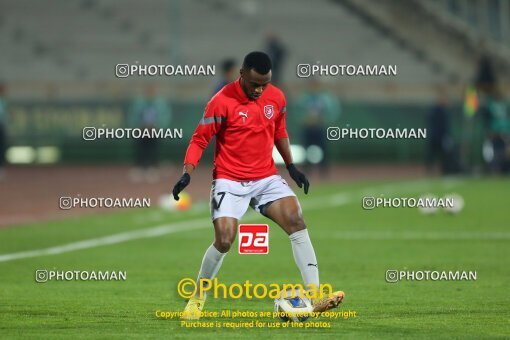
left=184, top=100, right=225, bottom=170
left=172, top=100, right=226, bottom=200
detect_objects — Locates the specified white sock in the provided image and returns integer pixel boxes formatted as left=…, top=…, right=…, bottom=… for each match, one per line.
left=289, top=229, right=320, bottom=289
left=195, top=244, right=226, bottom=297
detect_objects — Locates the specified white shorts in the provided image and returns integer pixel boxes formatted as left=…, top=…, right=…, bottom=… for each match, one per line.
left=210, top=175, right=296, bottom=220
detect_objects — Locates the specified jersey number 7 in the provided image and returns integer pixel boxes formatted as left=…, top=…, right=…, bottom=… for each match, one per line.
left=212, top=191, right=226, bottom=210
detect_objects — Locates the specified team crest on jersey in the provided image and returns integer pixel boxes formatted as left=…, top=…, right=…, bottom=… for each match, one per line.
left=264, top=105, right=274, bottom=119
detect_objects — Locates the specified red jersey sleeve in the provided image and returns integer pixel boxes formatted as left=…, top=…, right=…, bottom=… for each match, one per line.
left=274, top=95, right=289, bottom=140
left=184, top=100, right=226, bottom=168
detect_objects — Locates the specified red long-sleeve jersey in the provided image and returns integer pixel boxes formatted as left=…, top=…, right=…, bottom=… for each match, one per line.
left=184, top=79, right=288, bottom=181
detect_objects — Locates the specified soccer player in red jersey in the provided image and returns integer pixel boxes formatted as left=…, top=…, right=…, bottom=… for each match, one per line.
left=172, top=52, right=344, bottom=319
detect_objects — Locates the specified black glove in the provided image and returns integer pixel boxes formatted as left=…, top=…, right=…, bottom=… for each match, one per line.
left=172, top=173, right=191, bottom=200
left=287, top=163, right=310, bottom=194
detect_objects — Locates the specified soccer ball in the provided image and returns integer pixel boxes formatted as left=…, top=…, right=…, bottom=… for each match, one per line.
left=274, top=288, right=313, bottom=323
left=443, top=193, right=464, bottom=214
left=174, top=191, right=192, bottom=211
left=158, top=192, right=192, bottom=211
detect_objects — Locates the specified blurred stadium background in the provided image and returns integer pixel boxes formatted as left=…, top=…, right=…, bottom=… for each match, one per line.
left=1, top=2, right=510, bottom=338
left=0, top=0, right=509, bottom=226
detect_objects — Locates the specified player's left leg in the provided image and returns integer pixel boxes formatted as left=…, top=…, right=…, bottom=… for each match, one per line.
left=264, top=197, right=317, bottom=285
left=264, top=196, right=344, bottom=313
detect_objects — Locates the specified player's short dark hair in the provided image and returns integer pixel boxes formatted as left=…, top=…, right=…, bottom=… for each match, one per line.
left=242, top=51, right=272, bottom=74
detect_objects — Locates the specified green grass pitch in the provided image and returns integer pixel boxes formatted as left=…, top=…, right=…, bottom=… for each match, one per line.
left=1, top=177, right=509, bottom=338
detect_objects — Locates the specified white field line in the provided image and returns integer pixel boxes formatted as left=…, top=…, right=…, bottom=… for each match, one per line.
left=0, top=219, right=209, bottom=263
left=330, top=230, right=510, bottom=240
left=0, top=179, right=464, bottom=263
left=0, top=194, right=352, bottom=263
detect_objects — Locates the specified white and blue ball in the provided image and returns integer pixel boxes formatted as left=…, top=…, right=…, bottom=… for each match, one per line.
left=274, top=288, right=313, bottom=323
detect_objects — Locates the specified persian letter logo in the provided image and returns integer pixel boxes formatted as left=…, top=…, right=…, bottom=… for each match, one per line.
left=238, top=224, right=269, bottom=254
left=264, top=105, right=274, bottom=119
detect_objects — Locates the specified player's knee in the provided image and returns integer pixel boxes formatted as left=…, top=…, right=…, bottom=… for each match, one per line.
left=286, top=214, right=306, bottom=233
left=214, top=238, right=232, bottom=252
